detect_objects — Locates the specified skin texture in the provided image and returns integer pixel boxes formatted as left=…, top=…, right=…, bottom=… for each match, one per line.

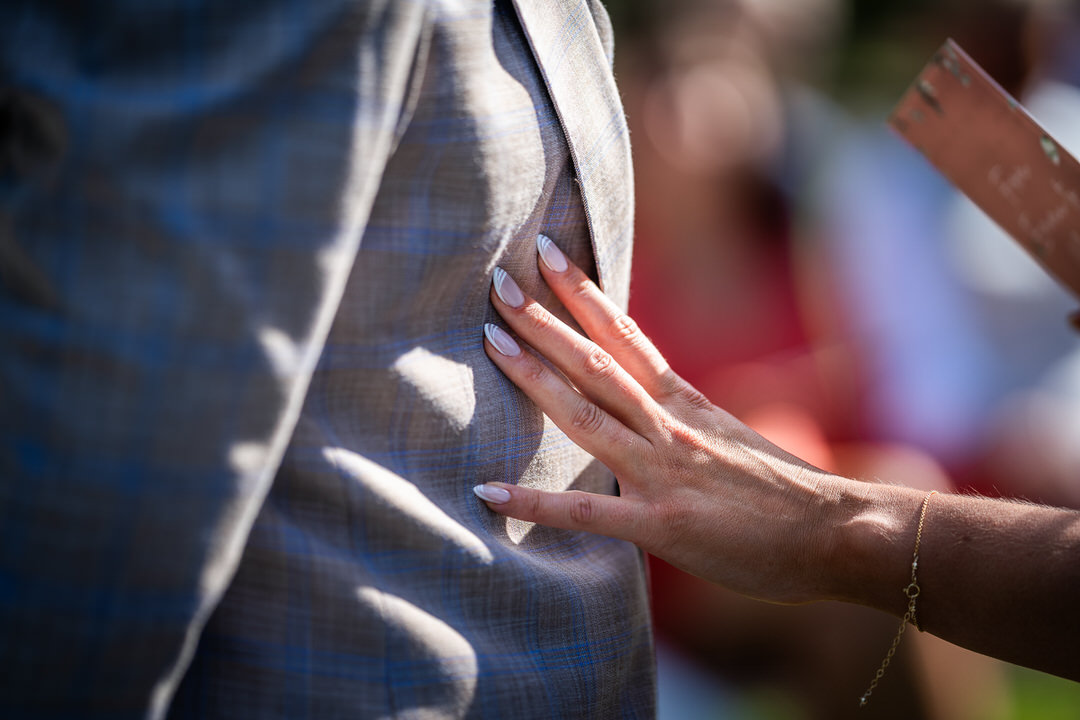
left=479, top=238, right=1080, bottom=683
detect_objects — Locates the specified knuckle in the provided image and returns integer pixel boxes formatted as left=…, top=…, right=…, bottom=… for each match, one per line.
left=570, top=400, right=606, bottom=435
left=581, top=345, right=615, bottom=379
left=527, top=489, right=544, bottom=520
left=609, top=313, right=655, bottom=357
left=657, top=369, right=686, bottom=399
left=522, top=356, right=548, bottom=384
left=658, top=413, right=698, bottom=448
left=657, top=412, right=678, bottom=437
left=678, top=384, right=714, bottom=412
left=609, top=313, right=642, bottom=343
left=571, top=276, right=595, bottom=302
left=568, top=493, right=595, bottom=526
left=528, top=305, right=561, bottom=336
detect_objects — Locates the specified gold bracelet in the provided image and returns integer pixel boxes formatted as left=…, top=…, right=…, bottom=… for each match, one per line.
left=859, top=490, right=938, bottom=708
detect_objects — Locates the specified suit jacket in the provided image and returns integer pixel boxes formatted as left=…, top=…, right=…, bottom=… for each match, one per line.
left=0, top=0, right=653, bottom=717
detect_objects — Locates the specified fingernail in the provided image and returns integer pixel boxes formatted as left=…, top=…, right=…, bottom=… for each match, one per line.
left=483, top=323, right=521, bottom=357
left=473, top=483, right=511, bottom=504
left=537, top=234, right=568, bottom=272
left=492, top=267, right=525, bottom=308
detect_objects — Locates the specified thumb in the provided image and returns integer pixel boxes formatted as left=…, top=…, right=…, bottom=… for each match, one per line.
left=473, top=483, right=640, bottom=541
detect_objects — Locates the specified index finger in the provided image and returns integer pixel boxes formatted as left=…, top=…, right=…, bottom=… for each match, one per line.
left=536, top=235, right=692, bottom=403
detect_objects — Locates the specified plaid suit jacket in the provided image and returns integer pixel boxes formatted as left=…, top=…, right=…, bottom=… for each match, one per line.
left=1, top=0, right=654, bottom=717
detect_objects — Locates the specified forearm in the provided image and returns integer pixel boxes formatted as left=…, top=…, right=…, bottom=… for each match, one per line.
left=829, top=479, right=1080, bottom=681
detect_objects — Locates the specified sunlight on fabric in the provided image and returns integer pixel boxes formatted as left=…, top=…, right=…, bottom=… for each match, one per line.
left=392, top=347, right=476, bottom=433
left=356, top=586, right=479, bottom=713
left=325, top=447, right=495, bottom=565
left=257, top=324, right=302, bottom=378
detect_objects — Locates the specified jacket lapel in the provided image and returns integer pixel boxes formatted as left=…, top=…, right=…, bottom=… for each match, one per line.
left=509, top=0, right=634, bottom=309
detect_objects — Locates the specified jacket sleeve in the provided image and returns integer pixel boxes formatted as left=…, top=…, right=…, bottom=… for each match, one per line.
left=0, top=1, right=429, bottom=716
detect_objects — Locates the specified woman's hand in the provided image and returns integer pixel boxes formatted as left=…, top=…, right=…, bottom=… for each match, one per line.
left=477, top=236, right=1080, bottom=681
left=476, top=235, right=853, bottom=605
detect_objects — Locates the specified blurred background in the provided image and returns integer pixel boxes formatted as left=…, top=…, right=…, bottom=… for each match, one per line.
left=602, top=0, right=1080, bottom=717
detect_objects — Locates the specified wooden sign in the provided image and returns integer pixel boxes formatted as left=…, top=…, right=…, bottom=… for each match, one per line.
left=889, top=39, right=1080, bottom=301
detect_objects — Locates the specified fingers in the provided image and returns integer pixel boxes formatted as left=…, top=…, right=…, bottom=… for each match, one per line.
left=489, top=266, right=663, bottom=438
left=483, top=324, right=647, bottom=472
left=473, top=482, right=642, bottom=542
left=535, top=235, right=692, bottom=403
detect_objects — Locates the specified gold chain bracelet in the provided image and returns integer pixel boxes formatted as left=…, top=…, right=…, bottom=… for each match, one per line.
left=859, top=490, right=938, bottom=708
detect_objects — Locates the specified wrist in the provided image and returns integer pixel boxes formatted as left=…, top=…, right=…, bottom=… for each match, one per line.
left=818, top=478, right=926, bottom=616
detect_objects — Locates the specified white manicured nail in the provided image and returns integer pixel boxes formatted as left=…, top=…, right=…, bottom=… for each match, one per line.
left=492, top=267, right=525, bottom=308
left=473, top=484, right=511, bottom=504
left=537, top=234, right=568, bottom=272
left=483, top=323, right=521, bottom=357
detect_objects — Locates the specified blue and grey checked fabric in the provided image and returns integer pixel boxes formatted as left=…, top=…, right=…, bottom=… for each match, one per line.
left=1, top=0, right=654, bottom=717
